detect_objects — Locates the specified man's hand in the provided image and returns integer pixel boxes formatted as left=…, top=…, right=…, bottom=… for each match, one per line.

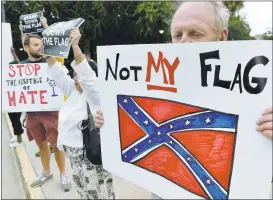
left=19, top=21, right=23, bottom=33
left=94, top=109, right=104, bottom=128
left=40, top=16, right=48, bottom=28
left=70, top=28, right=81, bottom=47
left=256, top=107, right=273, bottom=140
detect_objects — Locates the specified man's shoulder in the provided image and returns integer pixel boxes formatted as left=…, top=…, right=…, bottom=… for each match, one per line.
left=20, top=59, right=29, bottom=64
left=20, top=58, right=47, bottom=64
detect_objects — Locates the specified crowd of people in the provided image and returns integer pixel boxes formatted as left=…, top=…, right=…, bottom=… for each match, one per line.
left=6, top=2, right=272, bottom=199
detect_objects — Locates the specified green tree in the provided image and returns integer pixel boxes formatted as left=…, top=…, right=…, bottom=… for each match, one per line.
left=263, top=31, right=273, bottom=40
left=224, top=1, right=244, bottom=15
left=228, top=14, right=255, bottom=40
left=4, top=1, right=175, bottom=62
left=223, top=1, right=255, bottom=40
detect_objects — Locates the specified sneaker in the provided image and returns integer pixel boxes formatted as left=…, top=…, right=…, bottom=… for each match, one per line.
left=10, top=136, right=17, bottom=143
left=31, top=173, right=54, bottom=188
left=60, top=175, right=72, bottom=192
left=9, top=141, right=23, bottom=148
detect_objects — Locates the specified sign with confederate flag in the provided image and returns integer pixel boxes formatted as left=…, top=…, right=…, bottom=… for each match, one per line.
left=117, top=95, right=238, bottom=200
left=97, top=41, right=272, bottom=199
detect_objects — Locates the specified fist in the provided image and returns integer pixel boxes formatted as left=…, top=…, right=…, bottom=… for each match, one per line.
left=70, top=28, right=81, bottom=46
left=94, top=109, right=104, bottom=128
left=19, top=21, right=23, bottom=31
left=40, top=16, right=48, bottom=28
left=256, top=107, right=273, bottom=140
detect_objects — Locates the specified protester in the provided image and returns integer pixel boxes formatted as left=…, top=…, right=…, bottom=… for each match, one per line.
left=84, top=51, right=98, bottom=77
left=46, top=28, right=115, bottom=199
left=19, top=15, right=56, bottom=157
left=21, top=33, right=72, bottom=191
left=8, top=47, right=24, bottom=148
left=151, top=1, right=273, bottom=199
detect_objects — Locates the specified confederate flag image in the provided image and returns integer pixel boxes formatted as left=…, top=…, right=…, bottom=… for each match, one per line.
left=117, top=95, right=239, bottom=199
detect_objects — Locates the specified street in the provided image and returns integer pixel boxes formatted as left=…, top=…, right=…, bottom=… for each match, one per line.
left=1, top=114, right=26, bottom=199
left=2, top=113, right=152, bottom=199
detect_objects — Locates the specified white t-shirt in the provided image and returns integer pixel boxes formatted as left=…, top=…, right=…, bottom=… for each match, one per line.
left=48, top=59, right=99, bottom=150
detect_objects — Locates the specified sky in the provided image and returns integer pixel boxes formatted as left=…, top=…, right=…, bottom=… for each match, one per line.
left=239, top=2, right=272, bottom=36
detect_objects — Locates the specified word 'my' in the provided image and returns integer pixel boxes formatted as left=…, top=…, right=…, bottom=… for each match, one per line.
left=200, top=50, right=269, bottom=94
left=146, top=51, right=180, bottom=93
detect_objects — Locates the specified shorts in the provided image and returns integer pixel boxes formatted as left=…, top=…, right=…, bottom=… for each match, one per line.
left=26, top=111, right=59, bottom=144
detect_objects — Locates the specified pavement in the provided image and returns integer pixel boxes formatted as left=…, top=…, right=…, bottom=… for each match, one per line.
left=2, top=113, right=153, bottom=199
left=1, top=114, right=26, bottom=199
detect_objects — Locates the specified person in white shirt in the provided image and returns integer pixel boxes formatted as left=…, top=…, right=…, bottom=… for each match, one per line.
left=46, top=29, right=115, bottom=199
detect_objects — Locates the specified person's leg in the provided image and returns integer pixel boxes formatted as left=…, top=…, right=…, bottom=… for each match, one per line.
left=26, top=113, right=53, bottom=188
left=82, top=154, right=115, bottom=199
left=64, top=146, right=86, bottom=198
left=35, top=143, right=54, bottom=157
left=42, top=112, right=65, bottom=176
left=36, top=140, right=51, bottom=175
left=50, top=143, right=65, bottom=175
left=43, top=111, right=71, bottom=191
left=31, top=140, right=53, bottom=187
left=9, top=112, right=24, bottom=147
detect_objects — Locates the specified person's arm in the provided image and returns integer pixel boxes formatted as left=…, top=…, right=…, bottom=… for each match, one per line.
left=40, top=15, right=49, bottom=29
left=19, top=22, right=26, bottom=47
left=10, top=47, right=20, bottom=62
left=70, top=29, right=100, bottom=106
left=46, top=57, right=75, bottom=97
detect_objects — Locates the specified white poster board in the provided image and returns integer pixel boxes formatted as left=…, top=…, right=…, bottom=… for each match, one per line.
left=97, top=41, right=272, bottom=199
left=2, top=63, right=65, bottom=113
left=1, top=23, right=14, bottom=83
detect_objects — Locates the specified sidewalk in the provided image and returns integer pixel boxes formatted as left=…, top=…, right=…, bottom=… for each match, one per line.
left=1, top=114, right=26, bottom=199
left=7, top=113, right=153, bottom=199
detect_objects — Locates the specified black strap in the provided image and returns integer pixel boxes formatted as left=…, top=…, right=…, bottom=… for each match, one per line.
left=86, top=102, right=92, bottom=119
left=82, top=102, right=92, bottom=161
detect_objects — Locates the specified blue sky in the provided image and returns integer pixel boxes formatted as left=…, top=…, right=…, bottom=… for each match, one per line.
left=240, top=2, right=272, bottom=36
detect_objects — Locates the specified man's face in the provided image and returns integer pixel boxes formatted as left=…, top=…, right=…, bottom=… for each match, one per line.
left=25, top=37, right=43, bottom=59
left=171, top=2, right=228, bottom=43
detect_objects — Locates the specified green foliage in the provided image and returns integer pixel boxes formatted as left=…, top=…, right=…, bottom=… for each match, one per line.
left=228, top=14, right=255, bottom=40
left=263, top=31, right=273, bottom=40
left=223, top=1, right=255, bottom=40
left=3, top=1, right=175, bottom=61
left=224, top=1, right=244, bottom=15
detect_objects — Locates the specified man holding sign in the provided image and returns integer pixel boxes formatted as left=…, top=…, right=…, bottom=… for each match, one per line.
left=150, top=1, right=272, bottom=199
left=20, top=33, right=72, bottom=191
left=19, top=11, right=45, bottom=34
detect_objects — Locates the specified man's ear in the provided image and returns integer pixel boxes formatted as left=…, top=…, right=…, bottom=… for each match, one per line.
left=219, top=28, right=228, bottom=41
left=23, top=45, right=28, bottom=52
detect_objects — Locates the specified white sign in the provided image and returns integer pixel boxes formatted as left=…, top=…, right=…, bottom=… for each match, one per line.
left=2, top=62, right=64, bottom=113
left=97, top=41, right=272, bottom=199
left=1, top=23, right=14, bottom=85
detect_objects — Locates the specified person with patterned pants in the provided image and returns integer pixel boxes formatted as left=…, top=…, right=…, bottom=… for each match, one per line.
left=46, top=28, right=115, bottom=199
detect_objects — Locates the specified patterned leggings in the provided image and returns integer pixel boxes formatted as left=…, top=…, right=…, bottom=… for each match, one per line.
left=64, top=146, right=115, bottom=199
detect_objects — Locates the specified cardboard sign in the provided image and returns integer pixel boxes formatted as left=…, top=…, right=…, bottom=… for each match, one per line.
left=97, top=41, right=272, bottom=199
left=42, top=18, right=85, bottom=58
left=2, top=63, right=64, bottom=113
left=19, top=11, right=44, bottom=34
